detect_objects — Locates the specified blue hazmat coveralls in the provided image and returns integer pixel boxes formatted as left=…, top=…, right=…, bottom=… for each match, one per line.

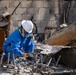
left=2, top=28, right=34, bottom=60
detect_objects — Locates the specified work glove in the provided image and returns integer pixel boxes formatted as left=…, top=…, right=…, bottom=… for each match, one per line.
left=26, top=53, right=34, bottom=61
left=26, top=56, right=34, bottom=61
left=23, top=53, right=28, bottom=59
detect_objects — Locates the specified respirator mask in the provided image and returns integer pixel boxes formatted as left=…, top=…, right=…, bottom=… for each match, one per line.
left=21, top=33, right=25, bottom=37
left=21, top=32, right=30, bottom=38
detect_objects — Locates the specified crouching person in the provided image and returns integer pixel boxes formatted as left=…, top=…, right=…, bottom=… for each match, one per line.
left=2, top=20, right=34, bottom=62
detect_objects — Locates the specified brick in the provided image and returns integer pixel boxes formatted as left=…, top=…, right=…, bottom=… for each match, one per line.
left=47, top=20, right=57, bottom=27
left=54, top=1, right=58, bottom=8
left=51, top=20, right=57, bottom=27
left=43, top=14, right=52, bottom=21
left=43, top=1, right=55, bottom=8
left=40, top=8, right=50, bottom=20
left=32, top=1, right=44, bottom=7
left=32, top=21, right=47, bottom=33
left=49, top=15, right=56, bottom=21
left=43, top=1, right=50, bottom=7
left=16, top=8, right=26, bottom=14
left=47, top=21, right=52, bottom=27
left=44, top=1, right=58, bottom=8
left=35, top=21, right=48, bottom=33
left=8, top=8, right=15, bottom=14
left=34, top=13, right=44, bottom=21
left=12, top=14, right=21, bottom=20
left=22, top=14, right=33, bottom=20
left=1, top=0, right=61, bottom=34
left=34, top=8, right=46, bottom=21
left=34, top=8, right=50, bottom=21
left=22, top=1, right=32, bottom=7
left=40, top=21, right=47, bottom=27
left=26, top=8, right=39, bottom=15
left=38, top=27, right=44, bottom=33
left=54, top=8, right=59, bottom=14
left=9, top=1, right=21, bottom=7
left=0, top=1, right=9, bottom=7
left=44, top=1, right=55, bottom=8
left=12, top=21, right=19, bottom=27
left=39, top=8, right=49, bottom=15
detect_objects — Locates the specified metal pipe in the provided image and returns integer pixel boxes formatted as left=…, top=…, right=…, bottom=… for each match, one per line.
left=56, top=55, right=61, bottom=66
left=47, top=58, right=52, bottom=67
left=7, top=52, right=10, bottom=64
left=36, top=59, right=40, bottom=64
left=12, top=53, right=16, bottom=68
left=40, top=54, right=43, bottom=64
left=0, top=52, right=5, bottom=65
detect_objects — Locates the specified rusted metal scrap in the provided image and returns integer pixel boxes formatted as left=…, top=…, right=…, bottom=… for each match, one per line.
left=46, top=22, right=76, bottom=45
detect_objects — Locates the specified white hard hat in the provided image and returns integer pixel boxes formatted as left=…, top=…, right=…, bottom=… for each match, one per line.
left=22, top=20, right=33, bottom=33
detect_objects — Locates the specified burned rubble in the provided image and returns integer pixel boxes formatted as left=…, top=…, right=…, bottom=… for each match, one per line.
left=0, top=0, right=76, bottom=75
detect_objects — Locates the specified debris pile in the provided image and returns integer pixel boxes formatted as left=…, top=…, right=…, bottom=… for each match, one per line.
left=0, top=44, right=75, bottom=75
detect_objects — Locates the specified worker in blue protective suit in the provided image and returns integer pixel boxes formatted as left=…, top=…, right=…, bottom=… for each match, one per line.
left=2, top=20, right=34, bottom=61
